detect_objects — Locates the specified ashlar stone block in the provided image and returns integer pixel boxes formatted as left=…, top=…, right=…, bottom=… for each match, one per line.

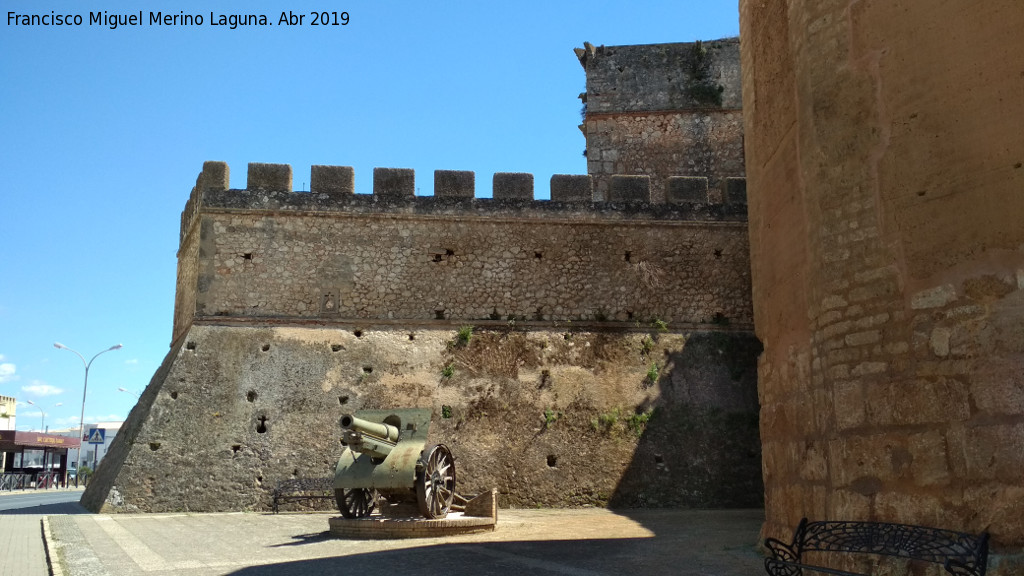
left=493, top=172, right=534, bottom=200
left=434, top=170, right=475, bottom=198
left=247, top=163, right=292, bottom=192
left=609, top=175, right=651, bottom=203
left=550, top=174, right=593, bottom=202
left=666, top=176, right=709, bottom=204
left=724, top=177, right=747, bottom=204
left=373, top=167, right=415, bottom=198
left=310, top=165, right=354, bottom=196
left=201, top=161, right=229, bottom=191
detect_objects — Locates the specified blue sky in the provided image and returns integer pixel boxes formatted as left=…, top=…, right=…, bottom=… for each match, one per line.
left=0, top=1, right=739, bottom=432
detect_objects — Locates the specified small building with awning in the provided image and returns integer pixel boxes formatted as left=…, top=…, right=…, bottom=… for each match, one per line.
left=0, top=430, right=81, bottom=485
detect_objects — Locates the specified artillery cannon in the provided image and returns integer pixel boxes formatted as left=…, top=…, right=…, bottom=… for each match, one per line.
left=334, top=409, right=457, bottom=519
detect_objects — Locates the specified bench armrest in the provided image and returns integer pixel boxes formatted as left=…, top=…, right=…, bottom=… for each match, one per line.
left=765, top=537, right=799, bottom=563
left=765, top=538, right=802, bottom=576
left=945, top=558, right=985, bottom=576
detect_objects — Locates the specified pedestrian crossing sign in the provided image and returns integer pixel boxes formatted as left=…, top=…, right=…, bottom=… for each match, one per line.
left=87, top=428, right=106, bottom=444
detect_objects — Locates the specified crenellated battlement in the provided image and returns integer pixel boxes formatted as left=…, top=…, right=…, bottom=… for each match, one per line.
left=173, top=161, right=753, bottom=345
left=180, top=161, right=747, bottom=245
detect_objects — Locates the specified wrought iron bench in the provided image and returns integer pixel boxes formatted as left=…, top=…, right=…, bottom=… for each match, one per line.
left=764, top=518, right=989, bottom=576
left=271, top=477, right=334, bottom=513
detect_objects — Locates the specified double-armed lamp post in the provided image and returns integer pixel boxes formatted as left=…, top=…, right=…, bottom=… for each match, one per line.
left=54, top=342, right=122, bottom=477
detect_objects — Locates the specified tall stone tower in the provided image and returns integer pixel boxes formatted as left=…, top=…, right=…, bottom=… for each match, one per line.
left=740, top=0, right=1024, bottom=570
left=577, top=39, right=745, bottom=203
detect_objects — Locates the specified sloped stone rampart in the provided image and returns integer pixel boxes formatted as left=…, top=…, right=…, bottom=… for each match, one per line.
left=82, top=325, right=762, bottom=513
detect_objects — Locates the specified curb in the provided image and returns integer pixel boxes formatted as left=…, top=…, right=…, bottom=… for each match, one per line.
left=0, top=487, right=86, bottom=498
left=41, top=516, right=65, bottom=576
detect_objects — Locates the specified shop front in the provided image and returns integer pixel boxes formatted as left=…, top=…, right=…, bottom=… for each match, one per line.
left=0, top=430, right=81, bottom=489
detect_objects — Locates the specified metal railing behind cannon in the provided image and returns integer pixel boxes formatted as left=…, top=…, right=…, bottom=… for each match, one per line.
left=0, top=473, right=31, bottom=491
left=272, top=477, right=335, bottom=513
left=69, top=472, right=89, bottom=488
left=35, top=471, right=61, bottom=489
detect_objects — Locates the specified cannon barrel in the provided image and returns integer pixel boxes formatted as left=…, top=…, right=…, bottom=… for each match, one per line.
left=340, top=414, right=400, bottom=442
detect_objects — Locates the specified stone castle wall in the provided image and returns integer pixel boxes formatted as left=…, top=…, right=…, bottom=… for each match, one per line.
left=173, top=161, right=753, bottom=344
left=740, top=0, right=1024, bottom=570
left=579, top=39, right=744, bottom=202
left=82, top=324, right=764, bottom=513
left=84, top=36, right=765, bottom=517
left=81, top=158, right=764, bottom=514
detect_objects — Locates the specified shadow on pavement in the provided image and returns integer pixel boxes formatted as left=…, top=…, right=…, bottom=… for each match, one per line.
left=0, top=502, right=91, bottom=515
left=229, top=539, right=698, bottom=576
left=228, top=520, right=765, bottom=573
left=268, top=531, right=335, bottom=547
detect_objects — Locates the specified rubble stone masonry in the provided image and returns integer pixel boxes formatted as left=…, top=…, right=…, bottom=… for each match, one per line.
left=82, top=160, right=763, bottom=515
left=174, top=162, right=753, bottom=344
left=578, top=39, right=745, bottom=203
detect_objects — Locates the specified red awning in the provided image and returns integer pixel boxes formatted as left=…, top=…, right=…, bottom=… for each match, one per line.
left=0, top=430, right=81, bottom=450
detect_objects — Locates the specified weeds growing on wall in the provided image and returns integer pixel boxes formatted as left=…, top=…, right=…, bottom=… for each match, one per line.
left=633, top=260, right=666, bottom=290
left=625, top=410, right=653, bottom=437
left=640, top=335, right=655, bottom=355
left=446, top=330, right=539, bottom=380
left=591, top=407, right=622, bottom=433
left=543, top=408, right=561, bottom=429
left=591, top=407, right=655, bottom=437
left=441, top=364, right=455, bottom=379
left=685, top=41, right=724, bottom=107
left=645, top=362, right=660, bottom=385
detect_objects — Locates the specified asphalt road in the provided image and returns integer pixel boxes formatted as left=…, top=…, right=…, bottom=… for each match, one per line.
left=0, top=489, right=88, bottom=514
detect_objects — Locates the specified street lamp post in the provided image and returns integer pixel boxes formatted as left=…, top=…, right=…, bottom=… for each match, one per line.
left=23, top=400, right=63, bottom=474
left=54, top=342, right=122, bottom=479
left=24, top=400, right=63, bottom=432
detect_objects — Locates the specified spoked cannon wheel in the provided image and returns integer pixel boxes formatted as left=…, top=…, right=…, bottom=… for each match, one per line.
left=416, top=444, right=456, bottom=519
left=336, top=488, right=377, bottom=518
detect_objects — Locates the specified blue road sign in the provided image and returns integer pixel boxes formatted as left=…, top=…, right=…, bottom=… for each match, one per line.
left=87, top=428, right=106, bottom=444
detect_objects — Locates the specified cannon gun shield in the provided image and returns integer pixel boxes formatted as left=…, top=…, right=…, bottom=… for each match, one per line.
left=334, top=408, right=457, bottom=519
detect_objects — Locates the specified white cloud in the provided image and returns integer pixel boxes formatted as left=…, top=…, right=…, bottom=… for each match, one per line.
left=53, top=414, right=123, bottom=428
left=0, top=362, right=16, bottom=384
left=53, top=416, right=84, bottom=428
left=125, top=359, right=139, bottom=365
left=87, top=414, right=123, bottom=423
left=22, top=382, right=64, bottom=396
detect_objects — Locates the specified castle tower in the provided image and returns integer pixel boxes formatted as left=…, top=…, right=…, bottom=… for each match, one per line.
left=577, top=39, right=745, bottom=204
left=740, top=0, right=1024, bottom=570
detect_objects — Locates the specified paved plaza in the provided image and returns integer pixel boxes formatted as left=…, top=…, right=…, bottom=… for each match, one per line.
left=0, top=487, right=87, bottom=576
left=32, top=506, right=765, bottom=575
